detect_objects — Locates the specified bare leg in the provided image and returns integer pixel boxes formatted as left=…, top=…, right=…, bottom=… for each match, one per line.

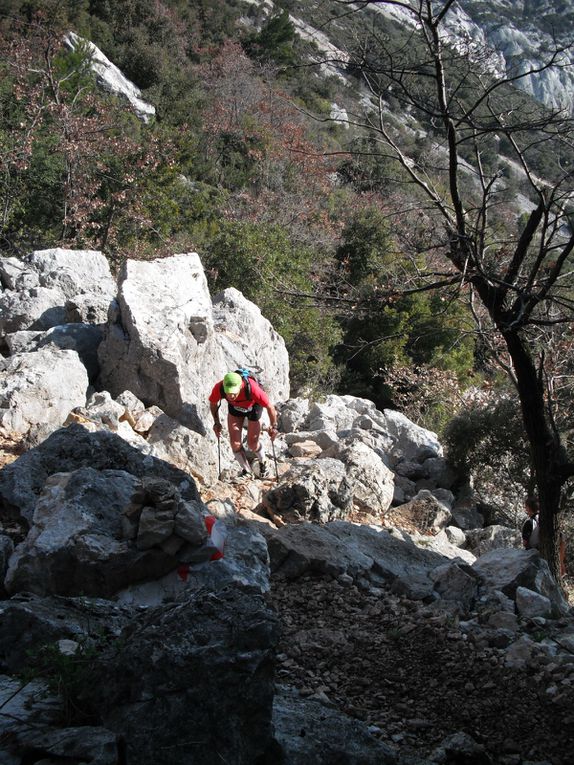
left=246, top=419, right=263, bottom=455
left=228, top=413, right=251, bottom=472
left=247, top=419, right=267, bottom=475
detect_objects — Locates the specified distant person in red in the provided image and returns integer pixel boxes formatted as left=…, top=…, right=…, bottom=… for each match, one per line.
left=209, top=371, right=278, bottom=477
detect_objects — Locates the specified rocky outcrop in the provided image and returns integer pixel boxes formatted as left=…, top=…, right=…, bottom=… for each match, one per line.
left=0, top=348, right=89, bottom=442
left=97, top=253, right=221, bottom=432
left=63, top=32, right=156, bottom=122
left=0, top=248, right=116, bottom=337
left=474, top=547, right=569, bottom=616
left=1, top=248, right=290, bottom=450
left=6, top=323, right=104, bottom=382
left=264, top=458, right=353, bottom=523
left=0, top=248, right=117, bottom=441
left=456, top=0, right=574, bottom=114
left=0, top=586, right=279, bottom=765
left=97, top=253, right=289, bottom=436
left=0, top=424, right=200, bottom=523
left=321, top=440, right=395, bottom=515
left=4, top=469, right=210, bottom=598
left=466, top=524, right=521, bottom=556
left=83, top=585, right=279, bottom=765
left=369, top=0, right=574, bottom=114
left=1, top=245, right=572, bottom=765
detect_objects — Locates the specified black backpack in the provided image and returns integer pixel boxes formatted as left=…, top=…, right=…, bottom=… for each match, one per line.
left=220, top=368, right=263, bottom=401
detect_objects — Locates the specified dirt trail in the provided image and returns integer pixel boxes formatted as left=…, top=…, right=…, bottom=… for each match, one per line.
left=269, top=573, right=574, bottom=765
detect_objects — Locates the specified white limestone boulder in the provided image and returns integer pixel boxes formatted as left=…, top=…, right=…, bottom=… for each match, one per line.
left=0, top=286, right=68, bottom=335
left=304, top=394, right=371, bottom=433
left=473, top=548, right=569, bottom=616
left=0, top=249, right=115, bottom=338
left=263, top=458, right=353, bottom=523
left=390, top=490, right=452, bottom=534
left=301, top=395, right=440, bottom=463
left=98, top=255, right=289, bottom=435
left=0, top=257, right=39, bottom=290
left=431, top=561, right=480, bottom=609
left=64, top=32, right=156, bottom=123
left=441, top=525, right=467, bottom=547
left=98, top=253, right=225, bottom=433
left=419, top=529, right=476, bottom=564
left=266, top=521, right=448, bottom=601
left=64, top=293, right=114, bottom=325
left=320, top=440, right=394, bottom=516
left=0, top=348, right=88, bottom=440
left=378, top=408, right=443, bottom=461
left=277, top=398, right=310, bottom=432
left=515, top=586, right=553, bottom=619
left=212, top=287, right=290, bottom=405
left=0, top=423, right=200, bottom=523
left=3, top=468, right=199, bottom=598
left=6, top=324, right=103, bottom=381
left=27, top=248, right=116, bottom=298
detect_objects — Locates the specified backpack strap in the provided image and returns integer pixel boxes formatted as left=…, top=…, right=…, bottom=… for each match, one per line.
left=235, top=369, right=252, bottom=400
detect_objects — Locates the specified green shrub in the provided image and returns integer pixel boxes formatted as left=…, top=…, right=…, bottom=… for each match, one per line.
left=444, top=395, right=531, bottom=523
left=202, top=220, right=341, bottom=394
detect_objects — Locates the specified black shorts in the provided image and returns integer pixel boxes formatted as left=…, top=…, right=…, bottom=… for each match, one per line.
left=228, top=403, right=263, bottom=421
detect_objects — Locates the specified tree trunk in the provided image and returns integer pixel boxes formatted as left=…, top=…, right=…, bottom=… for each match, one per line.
left=503, top=330, right=563, bottom=579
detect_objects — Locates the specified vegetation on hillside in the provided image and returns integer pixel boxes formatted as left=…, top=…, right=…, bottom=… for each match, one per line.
left=329, top=0, right=574, bottom=578
left=1, top=0, right=574, bottom=569
left=0, top=0, right=481, bottom=407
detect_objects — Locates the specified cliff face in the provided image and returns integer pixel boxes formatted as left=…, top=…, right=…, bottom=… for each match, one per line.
left=291, top=0, right=574, bottom=112
left=446, top=0, right=574, bottom=113
left=290, top=0, right=574, bottom=113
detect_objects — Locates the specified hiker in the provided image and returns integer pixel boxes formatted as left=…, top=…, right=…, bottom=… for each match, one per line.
left=521, top=496, right=540, bottom=550
left=209, top=371, right=278, bottom=477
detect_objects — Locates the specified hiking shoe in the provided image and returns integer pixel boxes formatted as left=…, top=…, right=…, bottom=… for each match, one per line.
left=232, top=469, right=251, bottom=484
left=258, top=460, right=268, bottom=478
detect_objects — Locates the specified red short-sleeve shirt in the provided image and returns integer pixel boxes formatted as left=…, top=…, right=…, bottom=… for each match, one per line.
left=209, top=377, right=270, bottom=411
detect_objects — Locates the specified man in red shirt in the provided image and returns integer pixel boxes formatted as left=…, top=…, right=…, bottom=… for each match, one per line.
left=209, top=371, right=278, bottom=477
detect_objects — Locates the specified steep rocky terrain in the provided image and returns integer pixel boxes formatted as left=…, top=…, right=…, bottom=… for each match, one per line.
left=291, top=0, right=574, bottom=114
left=202, top=476, right=574, bottom=764
left=2, top=247, right=573, bottom=764
left=269, top=572, right=574, bottom=764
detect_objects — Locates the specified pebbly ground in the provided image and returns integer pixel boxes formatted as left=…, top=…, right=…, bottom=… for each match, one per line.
left=268, top=573, right=574, bottom=765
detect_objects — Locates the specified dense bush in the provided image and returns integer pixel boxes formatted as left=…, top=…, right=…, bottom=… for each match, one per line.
left=201, top=220, right=341, bottom=394
left=332, top=207, right=475, bottom=409
left=444, top=396, right=531, bottom=523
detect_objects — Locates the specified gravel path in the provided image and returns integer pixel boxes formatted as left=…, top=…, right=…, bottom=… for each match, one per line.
left=269, top=573, right=574, bottom=764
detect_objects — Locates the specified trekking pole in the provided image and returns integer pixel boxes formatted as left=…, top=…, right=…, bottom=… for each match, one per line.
left=216, top=401, right=222, bottom=479
left=270, top=433, right=279, bottom=482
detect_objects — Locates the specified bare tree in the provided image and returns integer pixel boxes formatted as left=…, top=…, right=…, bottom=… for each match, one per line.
left=328, top=0, right=574, bottom=577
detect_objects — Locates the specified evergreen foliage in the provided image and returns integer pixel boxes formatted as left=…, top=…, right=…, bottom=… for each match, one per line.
left=1, top=0, right=555, bottom=416
left=444, top=396, right=531, bottom=522
left=202, top=220, right=341, bottom=392
left=243, top=9, right=296, bottom=66
left=333, top=206, right=475, bottom=408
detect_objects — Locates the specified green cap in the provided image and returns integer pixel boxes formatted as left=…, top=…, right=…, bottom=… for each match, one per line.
left=223, top=372, right=242, bottom=394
